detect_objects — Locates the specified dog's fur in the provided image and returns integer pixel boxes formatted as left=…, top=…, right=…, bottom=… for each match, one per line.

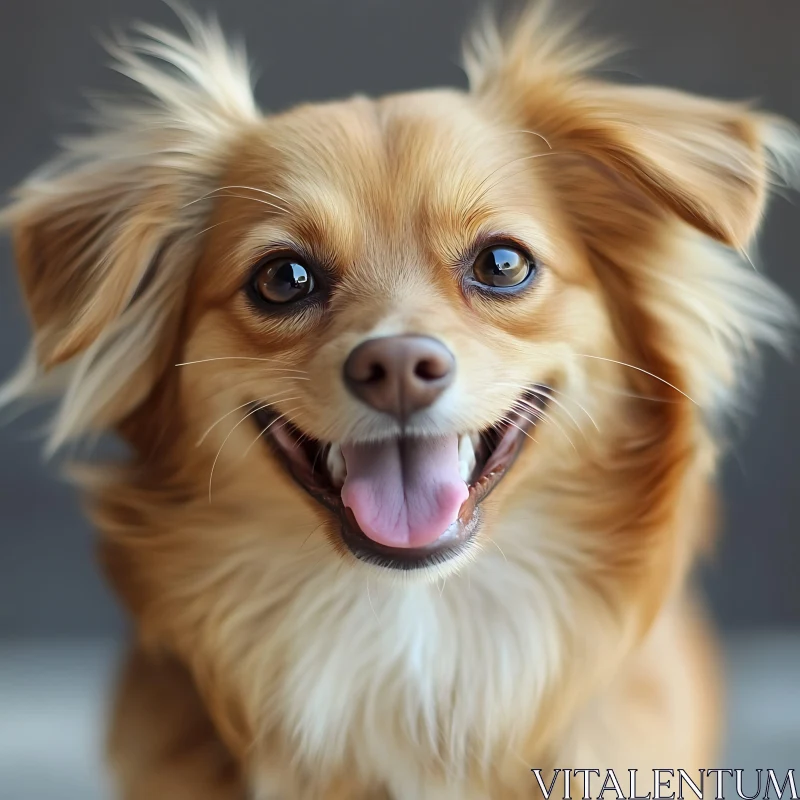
left=2, top=5, right=797, bottom=799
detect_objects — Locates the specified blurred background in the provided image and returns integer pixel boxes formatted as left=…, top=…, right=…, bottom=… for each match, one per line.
left=0, top=1, right=798, bottom=798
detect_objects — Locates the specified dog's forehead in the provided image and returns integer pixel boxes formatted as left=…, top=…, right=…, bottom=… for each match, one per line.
left=270, top=89, right=501, bottom=196
left=232, top=89, right=524, bottom=269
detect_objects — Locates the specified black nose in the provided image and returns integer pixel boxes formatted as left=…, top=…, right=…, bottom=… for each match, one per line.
left=343, top=335, right=455, bottom=421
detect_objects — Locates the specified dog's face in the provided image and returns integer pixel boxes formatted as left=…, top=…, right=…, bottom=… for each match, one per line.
left=4, top=10, right=792, bottom=596
left=182, top=89, right=604, bottom=573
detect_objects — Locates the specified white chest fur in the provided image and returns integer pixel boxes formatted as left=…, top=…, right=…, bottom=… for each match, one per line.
left=251, top=515, right=581, bottom=800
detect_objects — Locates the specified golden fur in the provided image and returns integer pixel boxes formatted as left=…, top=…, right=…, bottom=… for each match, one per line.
left=2, top=5, right=797, bottom=798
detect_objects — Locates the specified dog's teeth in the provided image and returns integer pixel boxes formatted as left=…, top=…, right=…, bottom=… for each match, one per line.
left=327, top=443, right=346, bottom=488
left=459, top=433, right=476, bottom=483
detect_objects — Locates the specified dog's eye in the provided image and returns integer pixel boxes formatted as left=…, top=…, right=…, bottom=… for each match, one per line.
left=472, top=246, right=533, bottom=289
left=252, top=257, right=314, bottom=305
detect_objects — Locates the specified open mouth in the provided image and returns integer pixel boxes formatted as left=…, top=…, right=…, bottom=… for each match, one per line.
left=254, top=388, right=547, bottom=571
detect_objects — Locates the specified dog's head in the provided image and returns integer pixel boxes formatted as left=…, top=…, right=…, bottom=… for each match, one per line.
left=3, top=8, right=795, bottom=594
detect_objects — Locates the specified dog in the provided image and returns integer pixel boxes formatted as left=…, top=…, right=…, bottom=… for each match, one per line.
left=2, top=4, right=796, bottom=798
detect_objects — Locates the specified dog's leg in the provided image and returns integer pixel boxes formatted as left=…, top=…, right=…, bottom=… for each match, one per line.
left=107, top=646, right=245, bottom=800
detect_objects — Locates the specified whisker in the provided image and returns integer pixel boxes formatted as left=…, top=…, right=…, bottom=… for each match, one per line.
left=536, top=385, right=601, bottom=433
left=197, top=399, right=255, bottom=446
left=581, top=380, right=681, bottom=404
left=291, top=424, right=317, bottom=451
left=210, top=192, right=290, bottom=214
left=193, top=375, right=303, bottom=406
left=366, top=580, right=380, bottom=622
left=494, top=381, right=595, bottom=436
left=208, top=403, right=270, bottom=501
left=310, top=439, right=327, bottom=479
left=573, top=354, right=698, bottom=405
left=189, top=219, right=234, bottom=240
left=182, top=186, right=291, bottom=213
left=176, top=356, right=309, bottom=376
left=527, top=387, right=589, bottom=436
left=208, top=184, right=292, bottom=206
left=241, top=406, right=302, bottom=459
left=514, top=401, right=577, bottom=451
left=299, top=523, right=326, bottom=551
left=501, top=129, right=553, bottom=150
left=479, top=426, right=495, bottom=453
left=465, top=149, right=577, bottom=213
left=500, top=415, right=539, bottom=446
left=484, top=535, right=509, bottom=563
left=196, top=388, right=301, bottom=446
left=242, top=411, right=289, bottom=459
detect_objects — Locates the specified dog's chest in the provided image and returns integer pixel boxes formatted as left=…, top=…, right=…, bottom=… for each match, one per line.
left=256, top=552, right=567, bottom=798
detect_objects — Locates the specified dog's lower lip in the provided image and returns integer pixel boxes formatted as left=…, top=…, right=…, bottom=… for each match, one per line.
left=254, top=388, right=547, bottom=570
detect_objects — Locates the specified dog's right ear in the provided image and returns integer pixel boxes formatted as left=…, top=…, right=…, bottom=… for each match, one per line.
left=13, top=174, right=184, bottom=370
left=1, top=13, right=258, bottom=450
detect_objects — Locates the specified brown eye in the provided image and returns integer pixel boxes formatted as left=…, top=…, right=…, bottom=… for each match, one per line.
left=253, top=257, right=314, bottom=305
left=472, top=246, right=533, bottom=289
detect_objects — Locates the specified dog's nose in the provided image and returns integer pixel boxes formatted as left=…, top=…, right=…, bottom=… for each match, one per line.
left=343, top=335, right=455, bottom=420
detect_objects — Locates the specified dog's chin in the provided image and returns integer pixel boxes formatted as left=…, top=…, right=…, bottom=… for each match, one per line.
left=253, top=389, right=547, bottom=575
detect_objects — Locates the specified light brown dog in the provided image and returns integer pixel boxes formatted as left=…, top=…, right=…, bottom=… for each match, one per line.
left=2, top=5, right=796, bottom=799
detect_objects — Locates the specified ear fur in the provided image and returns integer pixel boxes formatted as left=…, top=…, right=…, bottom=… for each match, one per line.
left=0, top=11, right=258, bottom=451
left=465, top=2, right=799, bottom=247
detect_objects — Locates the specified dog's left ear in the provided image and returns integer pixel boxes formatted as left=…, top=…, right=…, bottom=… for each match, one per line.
left=538, top=83, right=775, bottom=247
left=466, top=6, right=793, bottom=247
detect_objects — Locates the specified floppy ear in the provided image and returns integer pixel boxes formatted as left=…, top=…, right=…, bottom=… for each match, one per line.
left=465, top=4, right=795, bottom=247
left=533, top=84, right=775, bottom=247
left=1, top=13, right=258, bottom=450
left=13, top=179, right=182, bottom=369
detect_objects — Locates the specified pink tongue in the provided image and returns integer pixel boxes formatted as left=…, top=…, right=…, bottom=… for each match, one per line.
left=340, top=436, right=469, bottom=549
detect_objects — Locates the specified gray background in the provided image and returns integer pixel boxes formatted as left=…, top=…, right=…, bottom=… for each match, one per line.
left=1, top=0, right=799, bottom=638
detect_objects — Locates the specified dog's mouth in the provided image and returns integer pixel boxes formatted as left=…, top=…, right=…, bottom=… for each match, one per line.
left=254, top=388, right=547, bottom=571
